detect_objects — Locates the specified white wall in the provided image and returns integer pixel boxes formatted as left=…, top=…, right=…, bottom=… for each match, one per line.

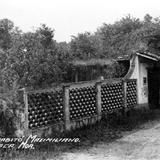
left=139, top=63, right=149, bottom=104
left=130, top=56, right=152, bottom=105
left=130, top=56, right=141, bottom=104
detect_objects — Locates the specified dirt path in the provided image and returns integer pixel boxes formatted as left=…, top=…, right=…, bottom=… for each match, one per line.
left=59, top=121, right=160, bottom=160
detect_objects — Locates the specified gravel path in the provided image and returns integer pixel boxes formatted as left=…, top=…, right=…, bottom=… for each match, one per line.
left=59, top=121, right=160, bottom=160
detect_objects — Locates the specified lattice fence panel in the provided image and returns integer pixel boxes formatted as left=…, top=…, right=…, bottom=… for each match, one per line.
left=69, top=86, right=97, bottom=120
left=28, top=90, right=63, bottom=129
left=126, top=80, right=137, bottom=108
left=101, top=82, right=123, bottom=113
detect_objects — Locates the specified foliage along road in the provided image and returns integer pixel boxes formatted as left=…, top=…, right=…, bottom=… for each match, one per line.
left=60, top=120, right=160, bottom=160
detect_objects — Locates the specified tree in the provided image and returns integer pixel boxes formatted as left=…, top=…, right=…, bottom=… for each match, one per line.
left=0, top=19, right=14, bottom=50
left=98, top=15, right=143, bottom=58
left=70, top=32, right=99, bottom=59
left=144, top=14, right=153, bottom=24
left=1, top=23, right=71, bottom=89
left=95, top=14, right=160, bottom=58
left=36, top=24, right=55, bottom=49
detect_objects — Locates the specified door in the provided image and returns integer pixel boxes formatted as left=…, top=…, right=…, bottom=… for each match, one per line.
left=148, top=69, right=160, bottom=109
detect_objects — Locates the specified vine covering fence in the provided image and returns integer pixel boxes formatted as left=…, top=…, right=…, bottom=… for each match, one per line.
left=23, top=79, right=137, bottom=133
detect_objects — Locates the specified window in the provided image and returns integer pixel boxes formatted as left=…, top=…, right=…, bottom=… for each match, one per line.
left=143, top=77, right=147, bottom=85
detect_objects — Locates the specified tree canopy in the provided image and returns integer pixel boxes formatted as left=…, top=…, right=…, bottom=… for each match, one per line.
left=0, top=14, right=160, bottom=89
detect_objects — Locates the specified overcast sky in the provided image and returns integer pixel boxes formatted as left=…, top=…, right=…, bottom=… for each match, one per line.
left=0, top=0, right=160, bottom=42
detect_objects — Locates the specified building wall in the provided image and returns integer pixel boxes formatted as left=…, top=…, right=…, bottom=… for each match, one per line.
left=130, top=56, right=141, bottom=104
left=139, top=62, right=149, bottom=104
left=130, top=56, right=153, bottom=105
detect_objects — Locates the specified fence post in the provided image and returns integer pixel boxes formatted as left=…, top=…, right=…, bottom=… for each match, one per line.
left=23, top=88, right=29, bottom=131
left=96, top=81, right=102, bottom=121
left=123, top=80, right=127, bottom=115
left=63, top=85, right=71, bottom=131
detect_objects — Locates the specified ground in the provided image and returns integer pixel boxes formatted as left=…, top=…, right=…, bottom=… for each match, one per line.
left=59, top=111, right=160, bottom=160
left=1, top=109, right=160, bottom=160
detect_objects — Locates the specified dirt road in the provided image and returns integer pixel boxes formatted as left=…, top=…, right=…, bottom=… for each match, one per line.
left=59, top=121, right=160, bottom=160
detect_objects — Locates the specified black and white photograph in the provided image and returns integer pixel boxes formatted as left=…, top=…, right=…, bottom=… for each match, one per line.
left=0, top=0, right=160, bottom=159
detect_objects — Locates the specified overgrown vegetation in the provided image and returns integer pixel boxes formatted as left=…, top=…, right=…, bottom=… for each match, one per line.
left=1, top=108, right=160, bottom=160
left=0, top=14, right=160, bottom=90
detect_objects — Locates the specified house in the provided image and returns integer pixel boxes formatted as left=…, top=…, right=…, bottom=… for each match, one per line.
left=125, top=51, right=160, bottom=109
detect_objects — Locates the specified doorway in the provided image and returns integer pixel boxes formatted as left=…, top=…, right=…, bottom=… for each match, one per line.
left=148, top=68, right=160, bottom=109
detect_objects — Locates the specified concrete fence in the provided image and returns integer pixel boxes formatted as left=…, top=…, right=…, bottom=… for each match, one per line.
left=19, top=78, right=137, bottom=136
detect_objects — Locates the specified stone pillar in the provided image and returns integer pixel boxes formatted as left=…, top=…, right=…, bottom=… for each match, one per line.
left=63, top=85, right=71, bottom=131
left=23, top=88, right=29, bottom=131
left=123, top=80, right=127, bottom=115
left=96, top=82, right=102, bottom=121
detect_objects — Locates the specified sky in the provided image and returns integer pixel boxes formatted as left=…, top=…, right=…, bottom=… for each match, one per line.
left=0, top=0, right=160, bottom=42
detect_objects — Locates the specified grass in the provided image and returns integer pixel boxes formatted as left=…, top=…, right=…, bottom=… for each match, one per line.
left=1, top=108, right=160, bottom=160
